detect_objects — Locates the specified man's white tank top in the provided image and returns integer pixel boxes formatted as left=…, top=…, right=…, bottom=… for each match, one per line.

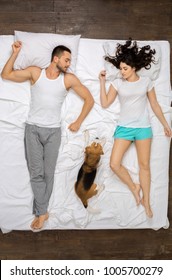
left=27, top=69, right=67, bottom=128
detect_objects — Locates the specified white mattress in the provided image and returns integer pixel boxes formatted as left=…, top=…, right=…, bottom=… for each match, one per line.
left=0, top=37, right=171, bottom=232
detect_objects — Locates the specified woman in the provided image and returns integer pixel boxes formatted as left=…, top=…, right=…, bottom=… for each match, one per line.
left=99, top=39, right=171, bottom=218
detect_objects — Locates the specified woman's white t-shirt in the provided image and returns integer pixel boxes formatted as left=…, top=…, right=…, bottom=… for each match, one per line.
left=111, top=76, right=154, bottom=128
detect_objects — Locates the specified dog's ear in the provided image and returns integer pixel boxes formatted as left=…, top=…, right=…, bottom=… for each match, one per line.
left=83, top=130, right=90, bottom=146
left=98, top=145, right=104, bottom=155
left=94, top=142, right=104, bottom=155
left=100, top=137, right=106, bottom=147
left=85, top=146, right=91, bottom=154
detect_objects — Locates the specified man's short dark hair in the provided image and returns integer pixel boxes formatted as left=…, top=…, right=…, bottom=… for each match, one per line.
left=51, top=45, right=71, bottom=61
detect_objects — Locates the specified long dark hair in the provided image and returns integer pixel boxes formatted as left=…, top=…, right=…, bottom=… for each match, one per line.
left=105, top=38, right=156, bottom=71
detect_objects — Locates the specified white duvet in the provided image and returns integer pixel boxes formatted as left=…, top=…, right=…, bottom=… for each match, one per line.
left=0, top=37, right=171, bottom=232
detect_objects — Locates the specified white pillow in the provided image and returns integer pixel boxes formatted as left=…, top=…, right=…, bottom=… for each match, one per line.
left=103, top=40, right=161, bottom=81
left=75, top=38, right=106, bottom=82
left=14, top=31, right=81, bottom=72
left=0, top=35, right=14, bottom=71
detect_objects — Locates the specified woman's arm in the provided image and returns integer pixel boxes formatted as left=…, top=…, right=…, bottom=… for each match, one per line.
left=99, top=70, right=117, bottom=108
left=148, top=88, right=172, bottom=137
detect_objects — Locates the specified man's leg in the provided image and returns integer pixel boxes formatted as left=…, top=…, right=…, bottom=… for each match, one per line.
left=25, top=124, right=48, bottom=229
left=44, top=127, right=61, bottom=203
left=32, top=127, right=61, bottom=230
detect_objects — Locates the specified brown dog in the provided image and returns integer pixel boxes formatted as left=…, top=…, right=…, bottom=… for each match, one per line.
left=75, top=141, right=104, bottom=208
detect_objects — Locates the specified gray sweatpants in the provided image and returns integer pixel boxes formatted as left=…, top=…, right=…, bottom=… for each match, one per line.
left=25, top=123, right=61, bottom=216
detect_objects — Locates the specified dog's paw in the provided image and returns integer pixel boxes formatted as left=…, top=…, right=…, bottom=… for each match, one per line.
left=96, top=184, right=105, bottom=196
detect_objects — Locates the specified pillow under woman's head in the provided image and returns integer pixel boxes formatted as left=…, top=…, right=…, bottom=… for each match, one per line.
left=103, top=40, right=161, bottom=81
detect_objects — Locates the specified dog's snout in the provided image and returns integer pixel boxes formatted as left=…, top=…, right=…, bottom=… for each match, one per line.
left=95, top=137, right=99, bottom=140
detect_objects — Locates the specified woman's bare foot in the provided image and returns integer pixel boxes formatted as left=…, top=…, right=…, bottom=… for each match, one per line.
left=141, top=198, right=153, bottom=218
left=31, top=213, right=49, bottom=230
left=132, top=183, right=141, bottom=206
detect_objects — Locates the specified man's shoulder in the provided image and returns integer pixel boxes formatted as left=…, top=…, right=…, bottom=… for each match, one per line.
left=64, top=72, right=76, bottom=78
left=63, top=72, right=81, bottom=89
left=28, top=67, right=42, bottom=84
left=27, top=66, right=42, bottom=73
left=64, top=72, right=78, bottom=82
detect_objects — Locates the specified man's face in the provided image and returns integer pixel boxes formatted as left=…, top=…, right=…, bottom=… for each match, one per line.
left=55, top=51, right=71, bottom=72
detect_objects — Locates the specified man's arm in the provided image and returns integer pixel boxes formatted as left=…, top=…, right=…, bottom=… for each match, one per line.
left=65, top=74, right=94, bottom=132
left=1, top=41, right=33, bottom=83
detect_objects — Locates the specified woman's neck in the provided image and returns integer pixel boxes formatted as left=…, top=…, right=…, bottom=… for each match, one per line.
left=126, top=73, right=140, bottom=82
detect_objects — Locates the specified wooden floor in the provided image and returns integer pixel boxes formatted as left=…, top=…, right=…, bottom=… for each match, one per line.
left=0, top=226, right=172, bottom=260
left=0, top=0, right=172, bottom=259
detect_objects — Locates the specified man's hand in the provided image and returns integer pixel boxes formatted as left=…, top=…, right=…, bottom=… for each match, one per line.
left=68, top=120, right=81, bottom=132
left=12, top=41, right=22, bottom=54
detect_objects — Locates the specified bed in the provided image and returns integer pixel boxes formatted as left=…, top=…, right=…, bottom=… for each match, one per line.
left=0, top=32, right=171, bottom=233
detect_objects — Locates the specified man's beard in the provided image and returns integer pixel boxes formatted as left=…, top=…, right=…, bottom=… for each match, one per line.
left=56, top=63, right=67, bottom=73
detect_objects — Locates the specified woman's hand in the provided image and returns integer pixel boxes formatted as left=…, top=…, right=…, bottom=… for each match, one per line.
left=99, top=70, right=106, bottom=81
left=164, top=124, right=172, bottom=137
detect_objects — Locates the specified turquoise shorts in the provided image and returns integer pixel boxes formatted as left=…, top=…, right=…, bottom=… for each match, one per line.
left=113, top=126, right=153, bottom=141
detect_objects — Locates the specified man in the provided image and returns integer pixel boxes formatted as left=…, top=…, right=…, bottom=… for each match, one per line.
left=1, top=41, right=94, bottom=230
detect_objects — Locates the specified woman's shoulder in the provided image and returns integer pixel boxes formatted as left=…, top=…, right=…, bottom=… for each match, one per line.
left=139, top=76, right=154, bottom=91
left=111, top=77, right=123, bottom=87
left=140, top=76, right=152, bottom=83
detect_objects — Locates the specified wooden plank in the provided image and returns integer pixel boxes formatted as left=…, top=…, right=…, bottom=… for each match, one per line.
left=0, top=0, right=54, bottom=12
left=0, top=25, right=56, bottom=35
left=0, top=24, right=56, bottom=34
left=0, top=12, right=56, bottom=23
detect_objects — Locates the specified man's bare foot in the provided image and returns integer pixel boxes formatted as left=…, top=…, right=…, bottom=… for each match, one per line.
left=31, top=216, right=39, bottom=229
left=141, top=198, right=153, bottom=218
left=132, top=184, right=141, bottom=206
left=31, top=213, right=49, bottom=230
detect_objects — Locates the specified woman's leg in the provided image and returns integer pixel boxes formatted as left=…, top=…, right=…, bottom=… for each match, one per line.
left=110, top=139, right=141, bottom=205
left=135, top=138, right=153, bottom=218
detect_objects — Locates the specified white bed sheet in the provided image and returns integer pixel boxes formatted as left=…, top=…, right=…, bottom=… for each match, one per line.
left=0, top=38, right=171, bottom=232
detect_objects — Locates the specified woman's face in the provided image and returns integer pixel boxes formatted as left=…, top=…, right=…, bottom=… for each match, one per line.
left=119, top=62, right=136, bottom=80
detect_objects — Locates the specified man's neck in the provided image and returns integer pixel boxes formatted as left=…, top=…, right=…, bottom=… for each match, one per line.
left=45, top=64, right=61, bottom=79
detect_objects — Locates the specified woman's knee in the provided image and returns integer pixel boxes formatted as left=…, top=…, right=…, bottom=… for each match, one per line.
left=139, top=161, right=150, bottom=171
left=110, top=160, right=120, bottom=173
